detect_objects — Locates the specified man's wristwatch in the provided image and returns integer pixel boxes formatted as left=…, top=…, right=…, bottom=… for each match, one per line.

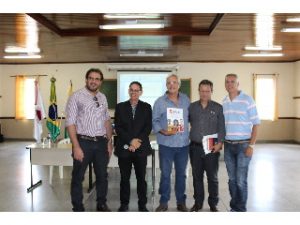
left=248, top=144, right=255, bottom=149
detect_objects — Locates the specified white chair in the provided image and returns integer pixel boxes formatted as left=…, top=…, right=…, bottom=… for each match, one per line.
left=49, top=138, right=71, bottom=185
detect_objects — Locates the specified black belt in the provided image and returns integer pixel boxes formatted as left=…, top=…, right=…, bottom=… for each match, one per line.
left=225, top=139, right=250, bottom=144
left=77, top=134, right=106, bottom=142
left=190, top=141, right=203, bottom=147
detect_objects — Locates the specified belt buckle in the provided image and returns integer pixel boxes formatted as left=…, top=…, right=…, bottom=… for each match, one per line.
left=93, top=137, right=97, bottom=142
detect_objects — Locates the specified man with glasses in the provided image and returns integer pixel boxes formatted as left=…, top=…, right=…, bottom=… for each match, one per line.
left=223, top=73, right=260, bottom=212
left=65, top=68, right=113, bottom=212
left=114, top=81, right=152, bottom=212
left=152, top=74, right=190, bottom=212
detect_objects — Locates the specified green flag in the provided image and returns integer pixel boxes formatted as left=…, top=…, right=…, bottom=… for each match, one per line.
left=46, top=77, right=60, bottom=142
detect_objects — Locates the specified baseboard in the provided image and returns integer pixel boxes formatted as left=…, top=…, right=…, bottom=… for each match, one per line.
left=257, top=140, right=299, bottom=144
left=3, top=138, right=35, bottom=142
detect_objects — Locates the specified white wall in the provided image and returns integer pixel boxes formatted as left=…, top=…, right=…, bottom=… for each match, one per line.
left=0, top=62, right=297, bottom=141
left=293, top=61, right=300, bottom=118
left=178, top=62, right=295, bottom=117
left=294, top=61, right=300, bottom=142
left=0, top=65, right=3, bottom=116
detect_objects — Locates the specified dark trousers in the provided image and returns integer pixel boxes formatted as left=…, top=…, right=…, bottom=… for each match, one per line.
left=71, top=138, right=109, bottom=211
left=118, top=154, right=148, bottom=207
left=189, top=145, right=220, bottom=207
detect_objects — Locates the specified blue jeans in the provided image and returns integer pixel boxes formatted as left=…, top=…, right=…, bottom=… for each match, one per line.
left=224, top=142, right=252, bottom=212
left=158, top=145, right=189, bottom=205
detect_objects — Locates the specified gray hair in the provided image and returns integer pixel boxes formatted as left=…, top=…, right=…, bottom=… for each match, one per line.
left=225, top=73, right=238, bottom=81
left=166, top=74, right=181, bottom=87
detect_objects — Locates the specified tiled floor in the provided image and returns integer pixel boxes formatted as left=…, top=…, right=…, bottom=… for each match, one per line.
left=0, top=141, right=300, bottom=212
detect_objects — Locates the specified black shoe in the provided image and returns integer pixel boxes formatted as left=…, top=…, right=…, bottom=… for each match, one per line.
left=138, top=205, right=149, bottom=212
left=177, top=203, right=188, bottom=212
left=210, top=206, right=219, bottom=212
left=118, top=204, right=129, bottom=212
left=155, top=204, right=168, bottom=212
left=72, top=207, right=85, bottom=212
left=97, top=204, right=111, bottom=212
left=190, top=204, right=203, bottom=212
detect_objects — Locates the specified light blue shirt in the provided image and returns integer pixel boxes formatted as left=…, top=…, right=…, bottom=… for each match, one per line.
left=152, top=92, right=190, bottom=147
left=222, top=91, right=260, bottom=140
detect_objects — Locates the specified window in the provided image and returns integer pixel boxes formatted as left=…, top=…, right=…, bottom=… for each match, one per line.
left=253, top=74, right=278, bottom=121
left=15, top=76, right=35, bottom=119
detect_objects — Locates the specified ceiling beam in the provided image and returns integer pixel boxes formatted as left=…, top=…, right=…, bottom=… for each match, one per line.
left=27, top=13, right=222, bottom=37
left=27, top=13, right=63, bottom=36
left=208, top=13, right=225, bottom=35
left=61, top=28, right=210, bottom=36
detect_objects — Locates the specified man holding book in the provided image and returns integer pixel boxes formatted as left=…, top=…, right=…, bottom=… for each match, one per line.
left=189, top=79, right=225, bottom=212
left=152, top=74, right=190, bottom=212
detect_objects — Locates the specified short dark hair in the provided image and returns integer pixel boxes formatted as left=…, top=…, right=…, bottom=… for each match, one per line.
left=199, top=79, right=213, bottom=92
left=129, top=81, right=143, bottom=91
left=85, top=68, right=104, bottom=81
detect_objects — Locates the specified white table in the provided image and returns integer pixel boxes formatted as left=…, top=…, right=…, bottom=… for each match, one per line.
left=26, top=143, right=157, bottom=193
left=26, top=143, right=74, bottom=192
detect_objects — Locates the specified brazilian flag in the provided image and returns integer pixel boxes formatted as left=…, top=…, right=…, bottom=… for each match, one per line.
left=46, top=77, right=60, bottom=142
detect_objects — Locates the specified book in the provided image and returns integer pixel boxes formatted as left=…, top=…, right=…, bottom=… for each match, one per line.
left=167, top=108, right=184, bottom=133
left=202, top=133, right=218, bottom=154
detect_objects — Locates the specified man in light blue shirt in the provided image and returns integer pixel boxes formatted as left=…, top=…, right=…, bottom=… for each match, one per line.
left=222, top=73, right=260, bottom=212
left=152, top=74, right=190, bottom=212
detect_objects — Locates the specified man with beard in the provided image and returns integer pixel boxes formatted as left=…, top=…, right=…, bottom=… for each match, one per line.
left=65, top=68, right=113, bottom=212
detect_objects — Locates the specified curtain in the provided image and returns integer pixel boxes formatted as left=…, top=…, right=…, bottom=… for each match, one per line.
left=15, top=75, right=26, bottom=119
left=253, top=73, right=278, bottom=121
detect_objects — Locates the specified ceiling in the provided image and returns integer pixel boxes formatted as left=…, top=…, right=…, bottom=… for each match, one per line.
left=0, top=13, right=300, bottom=64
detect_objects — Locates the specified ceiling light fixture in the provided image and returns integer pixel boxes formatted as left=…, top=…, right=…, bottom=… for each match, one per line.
left=120, top=50, right=163, bottom=57
left=281, top=28, right=300, bottom=32
left=243, top=14, right=283, bottom=57
left=255, top=14, right=275, bottom=48
left=244, top=45, right=282, bottom=51
left=3, top=54, right=42, bottom=59
left=242, top=53, right=283, bottom=57
left=286, top=18, right=300, bottom=22
left=99, top=23, right=164, bottom=30
left=104, top=14, right=160, bottom=19
left=4, top=46, right=41, bottom=53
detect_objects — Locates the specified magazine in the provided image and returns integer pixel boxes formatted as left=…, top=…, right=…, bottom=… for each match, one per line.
left=167, top=108, right=184, bottom=133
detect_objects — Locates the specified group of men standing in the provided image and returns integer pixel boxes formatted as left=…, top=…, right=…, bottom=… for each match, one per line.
left=65, top=68, right=260, bottom=212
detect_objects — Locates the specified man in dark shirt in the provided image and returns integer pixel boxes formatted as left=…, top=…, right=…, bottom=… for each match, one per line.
left=114, top=81, right=152, bottom=212
left=189, top=79, right=225, bottom=212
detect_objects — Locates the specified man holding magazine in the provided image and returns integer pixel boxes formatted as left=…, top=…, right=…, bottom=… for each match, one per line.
left=189, top=79, right=225, bottom=212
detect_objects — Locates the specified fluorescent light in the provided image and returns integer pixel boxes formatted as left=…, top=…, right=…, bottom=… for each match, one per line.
left=281, top=28, right=300, bottom=32
left=120, top=50, right=163, bottom=57
left=255, top=14, right=275, bottom=49
left=99, top=23, right=164, bottom=30
left=244, top=45, right=282, bottom=51
left=4, top=55, right=42, bottom=59
left=4, top=46, right=40, bottom=53
left=242, top=53, right=283, bottom=57
left=120, top=53, right=163, bottom=57
left=286, top=18, right=300, bottom=22
left=104, top=14, right=160, bottom=19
